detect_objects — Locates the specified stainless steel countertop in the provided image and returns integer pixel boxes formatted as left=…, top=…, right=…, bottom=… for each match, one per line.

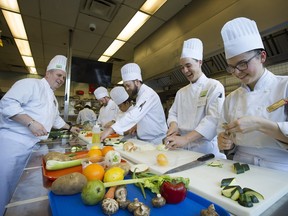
left=4, top=139, right=288, bottom=216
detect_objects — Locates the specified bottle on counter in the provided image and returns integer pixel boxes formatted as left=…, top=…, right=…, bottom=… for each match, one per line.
left=92, top=123, right=101, bottom=146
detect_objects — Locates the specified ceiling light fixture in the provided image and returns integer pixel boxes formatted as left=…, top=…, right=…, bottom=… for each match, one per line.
left=98, top=0, right=167, bottom=63
left=0, top=0, right=37, bottom=74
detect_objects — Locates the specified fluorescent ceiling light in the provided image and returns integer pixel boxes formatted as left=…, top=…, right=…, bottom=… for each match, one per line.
left=22, top=56, right=35, bottom=67
left=0, top=0, right=20, bottom=12
left=28, top=67, right=37, bottom=74
left=140, top=0, right=167, bottom=15
left=98, top=55, right=110, bottom=62
left=14, top=39, right=32, bottom=56
left=2, top=10, right=27, bottom=39
left=117, top=11, right=150, bottom=41
left=103, top=39, right=125, bottom=57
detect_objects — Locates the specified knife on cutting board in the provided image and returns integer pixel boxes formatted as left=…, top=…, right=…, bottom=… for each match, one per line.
left=164, top=153, right=215, bottom=174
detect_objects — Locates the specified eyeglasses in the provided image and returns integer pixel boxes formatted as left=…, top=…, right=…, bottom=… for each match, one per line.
left=226, top=51, right=261, bottom=73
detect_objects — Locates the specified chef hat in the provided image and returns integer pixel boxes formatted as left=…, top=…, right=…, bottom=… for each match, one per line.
left=180, top=38, right=203, bottom=60
left=221, top=17, right=264, bottom=59
left=94, top=87, right=109, bottom=100
left=47, top=55, right=67, bottom=72
left=121, top=63, right=142, bottom=82
left=110, top=86, right=129, bottom=105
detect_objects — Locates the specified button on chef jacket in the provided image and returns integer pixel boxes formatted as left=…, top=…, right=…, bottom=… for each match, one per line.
left=218, top=69, right=288, bottom=170
left=97, top=99, right=119, bottom=126
left=0, top=78, right=66, bottom=215
left=112, top=84, right=167, bottom=144
left=168, top=74, right=225, bottom=158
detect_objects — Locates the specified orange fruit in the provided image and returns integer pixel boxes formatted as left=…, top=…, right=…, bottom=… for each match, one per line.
left=101, top=146, right=115, bottom=156
left=157, top=153, right=168, bottom=166
left=82, top=163, right=105, bottom=181
left=88, top=149, right=103, bottom=163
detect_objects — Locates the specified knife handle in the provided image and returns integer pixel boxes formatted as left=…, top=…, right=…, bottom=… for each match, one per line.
left=197, top=153, right=215, bottom=162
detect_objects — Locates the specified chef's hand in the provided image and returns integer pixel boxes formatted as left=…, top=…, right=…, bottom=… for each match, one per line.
left=70, top=126, right=81, bottom=134
left=225, top=116, right=261, bottom=134
left=100, top=127, right=114, bottom=142
left=103, top=120, right=115, bottom=128
left=28, top=121, right=48, bottom=137
left=218, top=132, right=234, bottom=150
left=127, top=125, right=137, bottom=135
left=166, top=122, right=179, bottom=137
left=165, top=135, right=188, bottom=150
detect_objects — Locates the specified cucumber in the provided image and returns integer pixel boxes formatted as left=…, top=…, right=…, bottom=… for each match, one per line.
left=233, top=162, right=245, bottom=174
left=230, top=186, right=243, bottom=201
left=243, top=188, right=264, bottom=200
left=220, top=177, right=236, bottom=188
left=241, top=164, right=250, bottom=171
left=238, top=194, right=253, bottom=207
left=221, top=185, right=239, bottom=198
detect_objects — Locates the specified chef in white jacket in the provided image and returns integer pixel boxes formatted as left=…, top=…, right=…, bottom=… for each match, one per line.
left=217, top=17, right=288, bottom=171
left=165, top=38, right=226, bottom=158
left=110, top=86, right=136, bottom=136
left=0, top=55, right=80, bottom=215
left=76, top=104, right=97, bottom=125
left=94, top=86, right=119, bottom=128
left=100, top=63, right=167, bottom=144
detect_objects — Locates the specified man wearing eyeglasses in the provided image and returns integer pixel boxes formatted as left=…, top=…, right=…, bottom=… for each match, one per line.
left=218, top=17, right=288, bottom=171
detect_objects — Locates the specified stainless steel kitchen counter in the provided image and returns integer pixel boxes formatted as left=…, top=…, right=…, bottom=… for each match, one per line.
left=4, top=139, right=288, bottom=216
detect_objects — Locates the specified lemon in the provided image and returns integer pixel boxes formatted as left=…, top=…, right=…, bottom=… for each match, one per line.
left=103, top=167, right=125, bottom=182
left=157, top=153, right=168, bottom=166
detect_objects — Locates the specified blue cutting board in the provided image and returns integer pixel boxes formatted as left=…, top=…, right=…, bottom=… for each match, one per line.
left=49, top=183, right=229, bottom=216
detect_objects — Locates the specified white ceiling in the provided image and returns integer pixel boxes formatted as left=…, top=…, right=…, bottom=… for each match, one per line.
left=0, top=0, right=192, bottom=84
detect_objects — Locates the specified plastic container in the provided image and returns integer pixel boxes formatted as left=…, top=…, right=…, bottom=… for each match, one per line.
left=91, top=124, right=101, bottom=145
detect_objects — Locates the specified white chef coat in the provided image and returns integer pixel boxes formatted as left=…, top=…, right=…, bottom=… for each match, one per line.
left=0, top=78, right=66, bottom=215
left=76, top=107, right=97, bottom=125
left=218, top=69, right=288, bottom=171
left=97, top=99, right=119, bottom=126
left=112, top=84, right=167, bottom=144
left=116, top=105, right=134, bottom=121
left=167, top=74, right=225, bottom=158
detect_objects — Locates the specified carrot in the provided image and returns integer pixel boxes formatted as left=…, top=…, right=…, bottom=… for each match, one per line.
left=104, top=186, right=117, bottom=199
left=69, top=152, right=89, bottom=160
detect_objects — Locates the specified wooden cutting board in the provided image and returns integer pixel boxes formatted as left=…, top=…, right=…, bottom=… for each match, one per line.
left=118, top=142, right=288, bottom=216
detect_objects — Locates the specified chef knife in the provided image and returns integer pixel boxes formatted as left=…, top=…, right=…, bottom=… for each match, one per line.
left=163, top=153, right=215, bottom=174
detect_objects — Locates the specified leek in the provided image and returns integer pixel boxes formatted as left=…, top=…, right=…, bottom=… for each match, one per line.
left=46, top=159, right=83, bottom=170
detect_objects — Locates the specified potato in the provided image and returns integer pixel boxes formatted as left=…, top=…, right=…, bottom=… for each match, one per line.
left=51, top=172, right=87, bottom=195
left=44, top=151, right=71, bottom=162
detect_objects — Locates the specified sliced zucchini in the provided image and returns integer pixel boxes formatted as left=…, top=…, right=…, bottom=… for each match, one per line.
left=221, top=177, right=237, bottom=188
left=221, top=185, right=238, bottom=198
left=233, top=162, right=245, bottom=174
left=243, top=187, right=264, bottom=200
left=250, top=195, right=259, bottom=203
left=241, top=164, right=250, bottom=171
left=230, top=186, right=243, bottom=201
left=238, top=194, right=253, bottom=208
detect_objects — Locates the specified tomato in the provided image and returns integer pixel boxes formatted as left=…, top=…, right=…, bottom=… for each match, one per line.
left=160, top=181, right=187, bottom=203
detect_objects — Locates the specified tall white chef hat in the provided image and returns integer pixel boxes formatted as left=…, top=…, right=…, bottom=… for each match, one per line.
left=180, top=38, right=203, bottom=60
left=121, top=63, right=142, bottom=82
left=110, top=86, right=129, bottom=105
left=94, top=87, right=109, bottom=100
left=221, top=17, right=264, bottom=59
left=47, top=55, right=67, bottom=72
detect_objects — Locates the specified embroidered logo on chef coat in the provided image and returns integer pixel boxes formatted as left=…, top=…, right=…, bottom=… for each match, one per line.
left=139, top=101, right=146, bottom=111
left=200, top=90, right=208, bottom=97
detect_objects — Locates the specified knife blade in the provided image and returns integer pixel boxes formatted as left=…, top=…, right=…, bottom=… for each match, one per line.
left=163, top=153, right=215, bottom=174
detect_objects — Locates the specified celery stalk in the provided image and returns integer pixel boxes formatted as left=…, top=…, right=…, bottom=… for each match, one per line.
left=46, top=159, right=83, bottom=170
left=103, top=177, right=150, bottom=188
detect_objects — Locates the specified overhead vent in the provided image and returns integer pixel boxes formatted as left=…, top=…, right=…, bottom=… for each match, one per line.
left=81, top=0, right=123, bottom=22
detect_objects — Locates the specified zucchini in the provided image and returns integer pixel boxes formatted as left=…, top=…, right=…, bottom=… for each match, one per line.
left=238, top=194, right=253, bottom=207
left=243, top=187, right=264, bottom=200
left=242, top=163, right=250, bottom=171
left=250, top=195, right=259, bottom=203
left=220, top=177, right=236, bottom=188
left=221, top=185, right=238, bottom=198
left=230, top=186, right=243, bottom=201
left=233, top=162, right=245, bottom=174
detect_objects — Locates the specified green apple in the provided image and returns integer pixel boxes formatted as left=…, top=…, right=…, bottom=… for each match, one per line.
left=81, top=180, right=105, bottom=205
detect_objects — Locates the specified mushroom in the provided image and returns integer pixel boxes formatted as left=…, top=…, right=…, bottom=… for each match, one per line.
left=123, top=141, right=138, bottom=152
left=134, top=203, right=150, bottom=216
left=200, top=204, right=219, bottom=216
left=151, top=194, right=166, bottom=208
left=115, top=185, right=127, bottom=200
left=127, top=198, right=143, bottom=212
left=101, top=198, right=119, bottom=215
left=117, top=198, right=131, bottom=209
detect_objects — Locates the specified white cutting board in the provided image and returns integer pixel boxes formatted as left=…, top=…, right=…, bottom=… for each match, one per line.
left=118, top=143, right=288, bottom=216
